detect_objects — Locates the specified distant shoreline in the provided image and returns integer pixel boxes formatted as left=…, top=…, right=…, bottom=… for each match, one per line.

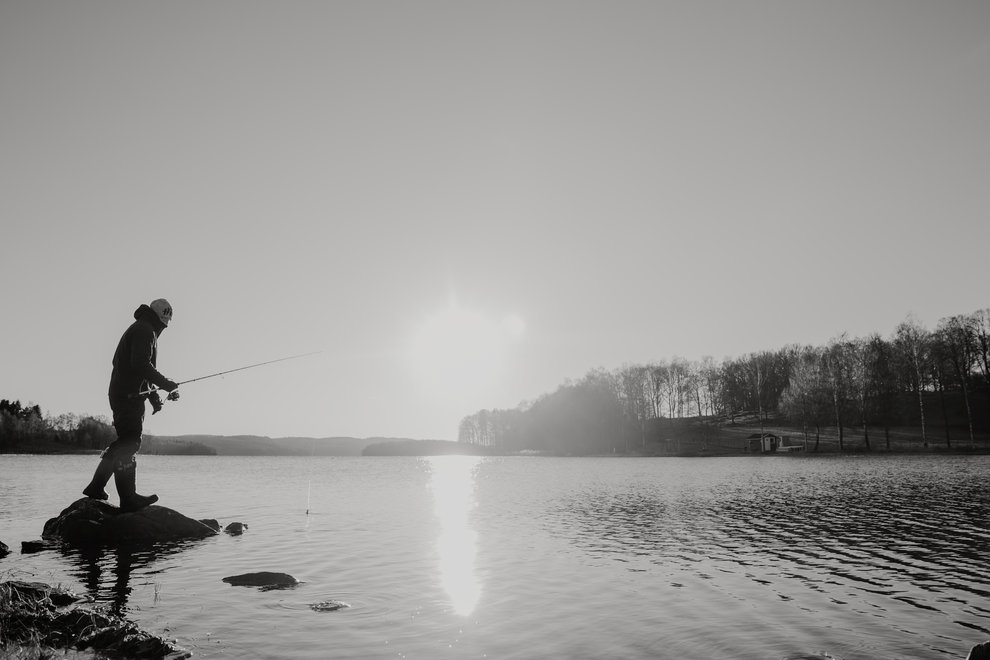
left=3, top=419, right=988, bottom=458
left=4, top=445, right=989, bottom=458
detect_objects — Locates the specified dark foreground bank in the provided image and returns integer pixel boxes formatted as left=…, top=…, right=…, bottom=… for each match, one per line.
left=0, top=580, right=189, bottom=659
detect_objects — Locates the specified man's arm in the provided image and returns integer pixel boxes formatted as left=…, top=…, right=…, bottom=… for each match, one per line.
left=129, top=325, right=178, bottom=391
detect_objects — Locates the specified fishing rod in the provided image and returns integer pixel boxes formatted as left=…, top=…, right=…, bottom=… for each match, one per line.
left=134, top=351, right=321, bottom=405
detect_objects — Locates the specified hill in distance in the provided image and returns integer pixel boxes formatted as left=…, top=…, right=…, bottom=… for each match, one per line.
left=143, top=434, right=450, bottom=456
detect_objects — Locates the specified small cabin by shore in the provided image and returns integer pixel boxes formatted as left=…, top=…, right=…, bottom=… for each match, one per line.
left=746, top=432, right=779, bottom=453
left=746, top=432, right=805, bottom=453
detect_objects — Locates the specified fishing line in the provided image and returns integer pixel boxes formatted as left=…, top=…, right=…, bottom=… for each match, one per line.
left=306, top=436, right=315, bottom=516
left=135, top=351, right=322, bottom=397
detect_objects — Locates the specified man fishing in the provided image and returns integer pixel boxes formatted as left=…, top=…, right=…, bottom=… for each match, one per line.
left=83, top=298, right=180, bottom=512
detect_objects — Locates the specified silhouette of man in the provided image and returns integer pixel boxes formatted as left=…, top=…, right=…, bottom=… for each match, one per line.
left=83, top=299, right=179, bottom=511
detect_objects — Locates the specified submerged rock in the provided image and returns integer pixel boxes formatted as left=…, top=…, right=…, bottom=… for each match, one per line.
left=0, top=540, right=9, bottom=557
left=0, top=580, right=189, bottom=659
left=222, top=572, right=299, bottom=591
left=42, top=498, right=219, bottom=546
left=310, top=600, right=350, bottom=612
left=224, top=522, right=248, bottom=535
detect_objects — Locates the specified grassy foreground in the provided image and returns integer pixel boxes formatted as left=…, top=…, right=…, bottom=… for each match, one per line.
left=0, top=580, right=188, bottom=660
left=0, top=641, right=94, bottom=659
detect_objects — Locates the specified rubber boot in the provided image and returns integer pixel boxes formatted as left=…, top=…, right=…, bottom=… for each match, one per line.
left=114, top=460, right=158, bottom=512
left=83, top=457, right=115, bottom=500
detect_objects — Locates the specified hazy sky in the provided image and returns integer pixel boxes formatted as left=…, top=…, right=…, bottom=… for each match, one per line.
left=2, top=1, right=988, bottom=440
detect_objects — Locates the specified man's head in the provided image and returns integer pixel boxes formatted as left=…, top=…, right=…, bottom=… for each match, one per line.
left=150, top=298, right=173, bottom=327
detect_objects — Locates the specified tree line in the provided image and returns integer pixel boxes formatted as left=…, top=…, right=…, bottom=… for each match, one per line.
left=0, top=399, right=116, bottom=452
left=0, top=400, right=218, bottom=455
left=458, top=309, right=990, bottom=454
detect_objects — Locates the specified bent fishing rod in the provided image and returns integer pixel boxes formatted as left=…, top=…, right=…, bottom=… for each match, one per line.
left=133, top=351, right=321, bottom=403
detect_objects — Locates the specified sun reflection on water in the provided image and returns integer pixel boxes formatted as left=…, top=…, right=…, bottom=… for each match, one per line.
left=426, top=455, right=482, bottom=616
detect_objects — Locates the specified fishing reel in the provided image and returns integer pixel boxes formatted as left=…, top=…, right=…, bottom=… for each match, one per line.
left=148, top=388, right=180, bottom=414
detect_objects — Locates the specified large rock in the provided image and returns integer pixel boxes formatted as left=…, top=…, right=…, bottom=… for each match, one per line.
left=969, top=641, right=990, bottom=660
left=42, top=498, right=218, bottom=546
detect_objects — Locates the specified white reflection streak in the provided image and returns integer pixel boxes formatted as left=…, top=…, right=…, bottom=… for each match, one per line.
left=428, top=456, right=482, bottom=616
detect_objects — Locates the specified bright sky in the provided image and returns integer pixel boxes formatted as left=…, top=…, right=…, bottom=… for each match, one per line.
left=2, top=2, right=988, bottom=440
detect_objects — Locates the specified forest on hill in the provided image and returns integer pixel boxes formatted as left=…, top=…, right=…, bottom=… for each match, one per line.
left=458, top=309, right=990, bottom=455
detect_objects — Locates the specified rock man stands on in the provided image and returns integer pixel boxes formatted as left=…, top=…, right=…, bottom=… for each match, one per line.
left=82, top=298, right=180, bottom=512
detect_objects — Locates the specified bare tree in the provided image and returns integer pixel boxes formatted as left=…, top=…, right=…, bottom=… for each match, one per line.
left=779, top=346, right=829, bottom=451
left=646, top=362, right=666, bottom=419
left=929, top=333, right=956, bottom=448
left=617, top=364, right=651, bottom=450
left=866, top=334, right=897, bottom=450
left=971, top=308, right=990, bottom=384
left=685, top=362, right=704, bottom=419
left=698, top=356, right=723, bottom=417
left=669, top=357, right=690, bottom=418
left=458, top=413, right=481, bottom=445
left=936, top=314, right=978, bottom=448
left=823, top=335, right=854, bottom=451
left=846, top=336, right=873, bottom=451
left=893, top=316, right=931, bottom=448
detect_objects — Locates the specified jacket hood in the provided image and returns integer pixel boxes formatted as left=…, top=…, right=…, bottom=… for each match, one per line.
left=133, top=304, right=166, bottom=335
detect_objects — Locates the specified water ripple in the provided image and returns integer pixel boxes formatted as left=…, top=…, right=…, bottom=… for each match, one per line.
left=548, top=455, right=990, bottom=646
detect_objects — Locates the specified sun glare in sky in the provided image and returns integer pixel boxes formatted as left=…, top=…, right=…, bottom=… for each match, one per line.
left=407, top=303, right=525, bottom=402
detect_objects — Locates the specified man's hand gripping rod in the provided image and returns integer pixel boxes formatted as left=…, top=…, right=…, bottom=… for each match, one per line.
left=134, top=352, right=321, bottom=414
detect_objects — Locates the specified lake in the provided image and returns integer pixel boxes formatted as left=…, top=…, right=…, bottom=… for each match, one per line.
left=1, top=454, right=988, bottom=659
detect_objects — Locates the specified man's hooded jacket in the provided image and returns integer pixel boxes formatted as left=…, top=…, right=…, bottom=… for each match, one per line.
left=108, top=304, right=171, bottom=403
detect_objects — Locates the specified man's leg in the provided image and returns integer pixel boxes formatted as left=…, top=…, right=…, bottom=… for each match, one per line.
left=114, top=456, right=158, bottom=512
left=82, top=450, right=115, bottom=499
left=108, top=399, right=158, bottom=512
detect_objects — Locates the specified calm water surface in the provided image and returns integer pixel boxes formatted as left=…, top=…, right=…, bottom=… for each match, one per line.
left=1, top=454, right=988, bottom=659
